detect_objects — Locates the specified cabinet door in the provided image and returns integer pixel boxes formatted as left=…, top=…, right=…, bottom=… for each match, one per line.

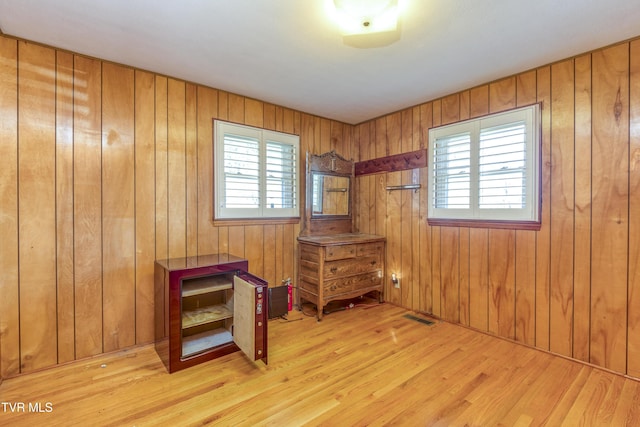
left=233, top=275, right=267, bottom=362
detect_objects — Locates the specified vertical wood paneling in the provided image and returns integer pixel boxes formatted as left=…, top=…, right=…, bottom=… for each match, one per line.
left=246, top=225, right=265, bottom=279
left=469, top=228, right=489, bottom=330
left=18, top=42, right=57, bottom=372
left=514, top=230, right=535, bottom=345
left=0, top=36, right=19, bottom=378
left=155, top=76, right=169, bottom=261
left=273, top=225, right=283, bottom=286
left=573, top=54, right=593, bottom=362
left=0, top=34, right=360, bottom=376
left=535, top=66, right=552, bottom=351
left=196, top=87, right=218, bottom=255
left=441, top=227, right=460, bottom=322
left=134, top=70, right=156, bottom=345
left=245, top=98, right=263, bottom=127
left=185, top=83, right=198, bottom=257
left=419, top=103, right=433, bottom=314
left=516, top=70, right=538, bottom=106
left=628, top=39, right=640, bottom=377
left=56, top=51, right=75, bottom=363
left=489, top=77, right=516, bottom=113
left=102, top=62, right=135, bottom=353
left=167, top=79, right=186, bottom=259
left=264, top=103, right=276, bottom=130
left=590, top=44, right=629, bottom=372
left=488, top=230, right=515, bottom=339
left=386, top=171, right=402, bottom=304
left=228, top=226, right=245, bottom=258
left=73, top=55, right=103, bottom=359
left=228, top=93, right=244, bottom=123
left=549, top=59, right=575, bottom=357
left=320, top=117, right=331, bottom=154
left=4, top=32, right=640, bottom=379
left=514, top=70, right=538, bottom=347
left=411, top=107, right=423, bottom=311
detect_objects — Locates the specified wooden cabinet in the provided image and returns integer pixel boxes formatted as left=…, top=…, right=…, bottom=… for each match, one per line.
left=297, top=233, right=385, bottom=320
left=154, top=253, right=268, bottom=373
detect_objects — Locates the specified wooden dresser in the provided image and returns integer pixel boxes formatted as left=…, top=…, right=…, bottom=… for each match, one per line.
left=297, top=233, right=385, bottom=320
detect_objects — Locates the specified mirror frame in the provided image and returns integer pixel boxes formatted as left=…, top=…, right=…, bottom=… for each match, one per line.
left=301, top=151, right=354, bottom=236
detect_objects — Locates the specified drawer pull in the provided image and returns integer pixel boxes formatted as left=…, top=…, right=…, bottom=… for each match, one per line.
left=330, top=267, right=338, bottom=273
left=370, top=260, right=377, bottom=266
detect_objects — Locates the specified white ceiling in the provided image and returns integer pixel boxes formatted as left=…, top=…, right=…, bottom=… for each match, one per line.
left=1, top=0, right=639, bottom=124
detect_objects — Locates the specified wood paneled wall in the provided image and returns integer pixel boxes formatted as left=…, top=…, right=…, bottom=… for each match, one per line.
left=354, top=38, right=640, bottom=377
left=1, top=32, right=639, bottom=380
left=0, top=36, right=352, bottom=377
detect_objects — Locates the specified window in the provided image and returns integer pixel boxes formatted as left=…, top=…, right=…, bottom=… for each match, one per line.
left=427, top=104, right=540, bottom=227
left=214, top=121, right=299, bottom=220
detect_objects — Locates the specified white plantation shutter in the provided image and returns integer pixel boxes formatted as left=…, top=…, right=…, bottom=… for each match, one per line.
left=433, top=131, right=471, bottom=209
left=428, top=104, right=539, bottom=223
left=222, top=133, right=260, bottom=209
left=265, top=141, right=297, bottom=210
left=478, top=121, right=527, bottom=209
left=215, top=121, right=299, bottom=219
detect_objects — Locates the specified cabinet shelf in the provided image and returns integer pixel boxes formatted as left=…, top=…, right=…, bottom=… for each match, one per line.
left=182, top=276, right=233, bottom=297
left=182, top=328, right=233, bottom=358
left=182, top=304, right=233, bottom=329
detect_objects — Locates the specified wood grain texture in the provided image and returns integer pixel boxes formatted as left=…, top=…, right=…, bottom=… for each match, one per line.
left=196, top=87, right=218, bottom=255
left=56, top=51, right=75, bottom=364
left=573, top=54, right=593, bottom=363
left=154, top=76, right=168, bottom=261
left=3, top=304, right=640, bottom=426
left=4, top=31, right=640, bottom=380
left=167, top=79, right=186, bottom=260
left=590, top=44, right=629, bottom=373
left=18, top=42, right=57, bottom=372
left=535, top=65, right=552, bottom=351
left=73, top=55, right=103, bottom=359
left=549, top=59, right=575, bottom=357
left=186, top=83, right=198, bottom=257
left=134, top=70, right=156, bottom=345
left=488, top=229, right=515, bottom=338
left=102, top=62, right=136, bottom=353
left=629, top=39, right=640, bottom=378
left=0, top=36, right=19, bottom=378
left=354, top=149, right=427, bottom=176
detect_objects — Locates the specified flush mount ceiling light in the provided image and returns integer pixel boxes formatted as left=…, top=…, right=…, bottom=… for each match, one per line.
left=328, top=0, right=403, bottom=48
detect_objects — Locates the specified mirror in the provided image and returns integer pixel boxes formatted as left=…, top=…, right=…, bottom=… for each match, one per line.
left=301, top=150, right=354, bottom=236
left=311, top=174, right=350, bottom=216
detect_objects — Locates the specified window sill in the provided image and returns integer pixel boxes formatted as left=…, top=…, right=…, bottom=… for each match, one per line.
left=213, top=217, right=300, bottom=227
left=427, top=218, right=541, bottom=231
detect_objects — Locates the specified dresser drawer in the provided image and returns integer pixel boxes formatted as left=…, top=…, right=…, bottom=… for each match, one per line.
left=324, top=255, right=381, bottom=279
left=357, top=242, right=384, bottom=257
left=325, top=244, right=356, bottom=261
left=324, top=271, right=383, bottom=297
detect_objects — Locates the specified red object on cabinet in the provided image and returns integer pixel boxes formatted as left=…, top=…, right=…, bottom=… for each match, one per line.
left=154, top=253, right=268, bottom=373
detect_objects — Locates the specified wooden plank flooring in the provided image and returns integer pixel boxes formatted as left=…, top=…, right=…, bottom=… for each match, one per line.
left=1, top=303, right=640, bottom=426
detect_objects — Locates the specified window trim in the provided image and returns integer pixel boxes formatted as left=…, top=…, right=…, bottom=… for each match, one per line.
left=427, top=103, right=542, bottom=230
left=214, top=120, right=300, bottom=221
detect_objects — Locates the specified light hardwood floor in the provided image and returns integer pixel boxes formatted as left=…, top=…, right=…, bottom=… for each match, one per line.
left=1, top=302, right=640, bottom=426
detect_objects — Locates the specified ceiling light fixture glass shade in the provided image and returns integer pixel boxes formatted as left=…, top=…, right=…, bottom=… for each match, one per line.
left=333, top=0, right=399, bottom=35
left=329, top=0, right=402, bottom=48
